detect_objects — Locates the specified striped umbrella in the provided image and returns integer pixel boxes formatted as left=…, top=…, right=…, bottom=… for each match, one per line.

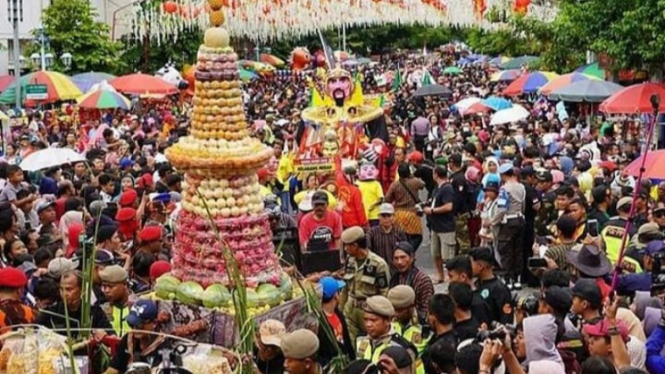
left=538, top=73, right=600, bottom=95
left=259, top=53, right=285, bottom=67
left=72, top=72, right=117, bottom=93
left=77, top=89, right=131, bottom=110
left=239, top=69, right=258, bottom=81
left=574, top=62, right=605, bottom=79
left=490, top=70, right=522, bottom=82
left=0, top=71, right=82, bottom=104
left=0, top=75, right=15, bottom=93
left=503, top=71, right=559, bottom=96
left=481, top=96, right=513, bottom=111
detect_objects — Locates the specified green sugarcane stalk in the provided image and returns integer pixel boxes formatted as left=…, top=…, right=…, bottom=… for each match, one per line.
left=62, top=293, right=80, bottom=374
left=80, top=210, right=103, bottom=339
left=196, top=189, right=255, bottom=374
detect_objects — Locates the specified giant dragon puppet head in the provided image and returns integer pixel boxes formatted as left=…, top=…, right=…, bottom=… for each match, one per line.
left=326, top=67, right=354, bottom=107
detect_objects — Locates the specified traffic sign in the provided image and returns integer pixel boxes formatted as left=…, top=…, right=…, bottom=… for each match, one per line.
left=25, top=84, right=47, bottom=100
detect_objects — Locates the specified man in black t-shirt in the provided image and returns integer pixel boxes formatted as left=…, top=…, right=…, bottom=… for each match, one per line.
left=469, top=247, right=514, bottom=325
left=424, top=166, right=455, bottom=284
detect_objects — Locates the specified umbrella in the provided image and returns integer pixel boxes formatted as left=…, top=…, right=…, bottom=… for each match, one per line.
left=548, top=80, right=624, bottom=102
left=490, top=70, right=522, bottom=82
left=0, top=71, right=82, bottom=105
left=481, top=96, right=513, bottom=111
left=461, top=102, right=490, bottom=116
left=72, top=72, right=117, bottom=93
left=623, top=150, right=665, bottom=179
left=599, top=83, right=665, bottom=114
left=457, top=58, right=472, bottom=65
left=110, top=73, right=179, bottom=95
left=0, top=75, right=15, bottom=92
left=414, top=84, right=452, bottom=97
left=500, top=55, right=540, bottom=70
left=443, top=66, right=463, bottom=75
left=490, top=56, right=511, bottom=67
left=356, top=57, right=372, bottom=64
left=20, top=147, right=86, bottom=172
left=574, top=62, right=605, bottom=79
left=239, top=68, right=258, bottom=81
left=259, top=53, right=285, bottom=67
left=452, top=97, right=481, bottom=111
left=77, top=88, right=131, bottom=110
left=503, top=72, right=559, bottom=95
left=490, top=105, right=530, bottom=125
left=342, top=59, right=360, bottom=66
left=538, top=73, right=600, bottom=95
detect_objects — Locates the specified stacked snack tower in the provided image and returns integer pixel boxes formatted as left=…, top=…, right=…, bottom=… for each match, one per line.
left=165, top=5, right=280, bottom=290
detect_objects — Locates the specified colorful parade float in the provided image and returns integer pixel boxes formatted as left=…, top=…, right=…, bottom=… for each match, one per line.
left=158, top=2, right=305, bottom=348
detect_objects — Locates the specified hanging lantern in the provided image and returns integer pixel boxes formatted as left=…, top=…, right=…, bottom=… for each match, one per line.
left=513, top=0, right=530, bottom=14
left=163, top=0, right=178, bottom=13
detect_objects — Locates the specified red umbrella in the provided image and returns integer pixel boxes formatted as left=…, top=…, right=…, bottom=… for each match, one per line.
left=110, top=73, right=179, bottom=95
left=623, top=150, right=665, bottom=180
left=0, top=75, right=15, bottom=92
left=599, top=83, right=665, bottom=114
left=461, top=102, right=490, bottom=115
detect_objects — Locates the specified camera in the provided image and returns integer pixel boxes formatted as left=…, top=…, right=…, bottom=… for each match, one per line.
left=476, top=321, right=515, bottom=342
left=514, top=293, right=540, bottom=317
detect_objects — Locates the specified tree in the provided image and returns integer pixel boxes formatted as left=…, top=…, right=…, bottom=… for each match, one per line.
left=40, top=0, right=125, bottom=74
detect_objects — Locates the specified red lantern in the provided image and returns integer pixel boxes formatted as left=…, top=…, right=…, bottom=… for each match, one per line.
left=162, top=0, right=178, bottom=13
left=513, top=0, right=530, bottom=14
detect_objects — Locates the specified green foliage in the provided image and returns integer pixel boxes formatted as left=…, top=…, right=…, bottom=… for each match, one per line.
left=119, top=26, right=203, bottom=74
left=39, top=0, right=125, bottom=74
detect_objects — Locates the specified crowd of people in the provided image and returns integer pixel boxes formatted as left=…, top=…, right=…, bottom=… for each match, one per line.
left=0, top=49, right=663, bottom=374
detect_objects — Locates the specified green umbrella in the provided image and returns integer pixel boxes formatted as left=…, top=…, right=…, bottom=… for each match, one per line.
left=239, top=68, right=258, bottom=81
left=443, top=66, right=463, bottom=75
left=500, top=55, right=540, bottom=70
left=574, top=62, right=605, bottom=79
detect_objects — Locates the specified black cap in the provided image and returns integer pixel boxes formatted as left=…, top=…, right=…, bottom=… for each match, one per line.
left=312, top=191, right=329, bottom=205
left=571, top=278, right=602, bottom=309
left=563, top=176, right=579, bottom=187
left=344, top=360, right=378, bottom=374
left=381, top=346, right=413, bottom=369
left=544, top=286, right=573, bottom=315
left=521, top=165, right=535, bottom=177
left=469, top=246, right=494, bottom=264
left=484, top=181, right=500, bottom=192
left=577, top=160, right=592, bottom=172
left=449, top=153, right=463, bottom=166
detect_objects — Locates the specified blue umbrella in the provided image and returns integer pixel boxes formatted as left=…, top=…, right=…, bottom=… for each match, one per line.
left=72, top=72, right=117, bottom=93
left=457, top=58, right=472, bottom=66
left=481, top=96, right=513, bottom=111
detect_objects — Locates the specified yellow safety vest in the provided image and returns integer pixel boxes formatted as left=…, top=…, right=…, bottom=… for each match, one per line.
left=602, top=225, right=643, bottom=273
left=111, top=305, right=132, bottom=336
left=391, top=321, right=427, bottom=353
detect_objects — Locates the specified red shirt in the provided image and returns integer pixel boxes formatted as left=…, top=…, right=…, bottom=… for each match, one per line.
left=335, top=171, right=367, bottom=228
left=325, top=311, right=343, bottom=342
left=299, top=210, right=343, bottom=252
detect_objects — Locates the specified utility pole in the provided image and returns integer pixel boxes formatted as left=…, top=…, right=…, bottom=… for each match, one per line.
left=8, top=0, right=23, bottom=109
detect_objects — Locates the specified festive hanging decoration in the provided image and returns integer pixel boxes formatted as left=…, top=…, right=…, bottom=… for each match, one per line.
left=118, top=0, right=556, bottom=44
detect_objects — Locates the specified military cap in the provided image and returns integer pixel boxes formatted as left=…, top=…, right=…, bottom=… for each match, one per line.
left=364, top=295, right=395, bottom=318
left=99, top=265, right=128, bottom=283
left=387, top=285, right=416, bottom=309
left=0, top=267, right=28, bottom=288
left=341, top=226, right=365, bottom=244
left=616, top=196, right=633, bottom=211
left=280, top=329, right=319, bottom=359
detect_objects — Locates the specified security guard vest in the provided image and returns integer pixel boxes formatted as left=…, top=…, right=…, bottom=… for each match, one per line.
left=391, top=322, right=427, bottom=374
left=103, top=303, right=132, bottom=336
left=601, top=219, right=643, bottom=273
left=358, top=331, right=420, bottom=373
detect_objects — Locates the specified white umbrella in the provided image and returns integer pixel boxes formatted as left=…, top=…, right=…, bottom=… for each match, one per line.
left=490, top=104, right=530, bottom=126
left=453, top=97, right=481, bottom=110
left=20, top=147, right=86, bottom=171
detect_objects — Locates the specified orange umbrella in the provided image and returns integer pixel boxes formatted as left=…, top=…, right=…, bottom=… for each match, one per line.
left=110, top=73, right=179, bottom=95
left=259, top=53, right=285, bottom=67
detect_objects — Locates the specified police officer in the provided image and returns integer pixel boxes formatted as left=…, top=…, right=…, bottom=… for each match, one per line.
left=601, top=196, right=641, bottom=272
left=356, top=296, right=417, bottom=364
left=496, top=163, right=526, bottom=285
left=281, top=329, right=322, bottom=374
left=448, top=154, right=471, bottom=253
left=387, top=285, right=425, bottom=351
left=99, top=265, right=133, bottom=336
left=388, top=285, right=426, bottom=374
left=341, top=226, right=390, bottom=348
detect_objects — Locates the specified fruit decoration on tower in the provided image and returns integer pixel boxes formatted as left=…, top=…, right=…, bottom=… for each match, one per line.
left=163, top=0, right=293, bottom=313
